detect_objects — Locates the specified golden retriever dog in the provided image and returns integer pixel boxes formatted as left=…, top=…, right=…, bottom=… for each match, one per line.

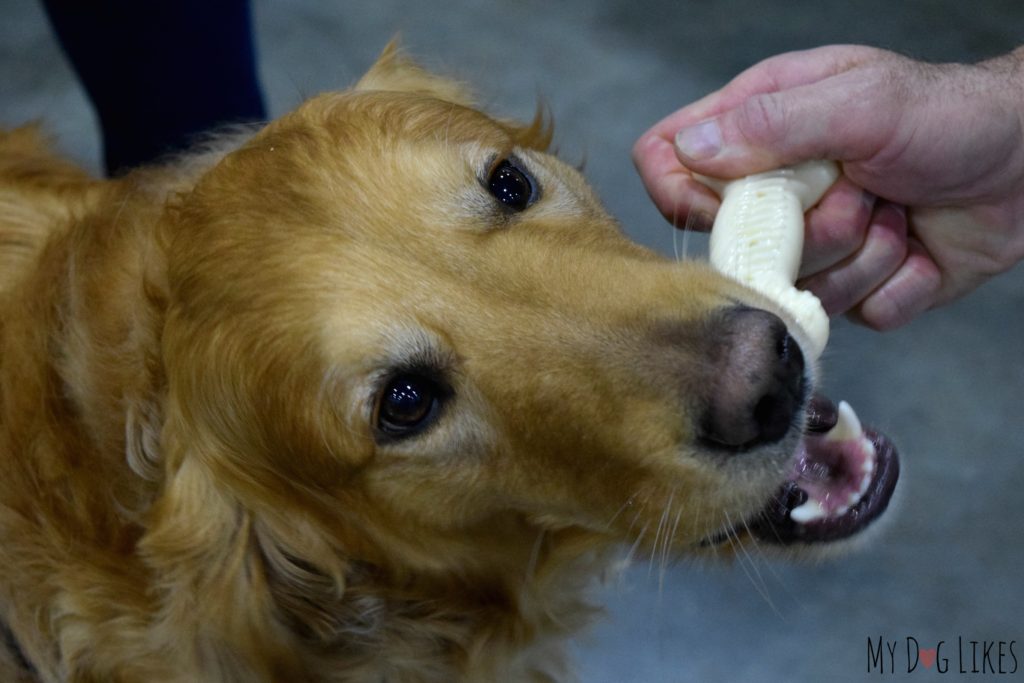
left=0, top=45, right=899, bottom=682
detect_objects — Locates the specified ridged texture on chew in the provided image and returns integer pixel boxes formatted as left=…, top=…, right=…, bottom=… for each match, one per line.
left=696, top=161, right=839, bottom=360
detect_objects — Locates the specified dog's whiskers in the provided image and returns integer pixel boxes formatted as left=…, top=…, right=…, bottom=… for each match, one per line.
left=669, top=196, right=709, bottom=263
left=740, top=516, right=805, bottom=616
left=723, top=510, right=782, bottom=618
left=650, top=489, right=680, bottom=598
left=605, top=492, right=640, bottom=531
left=648, top=490, right=673, bottom=579
left=624, top=520, right=650, bottom=568
left=680, top=207, right=702, bottom=261
left=736, top=516, right=781, bottom=615
left=657, top=492, right=683, bottom=599
left=670, top=197, right=683, bottom=262
left=662, top=501, right=685, bottom=584
left=524, top=528, right=546, bottom=584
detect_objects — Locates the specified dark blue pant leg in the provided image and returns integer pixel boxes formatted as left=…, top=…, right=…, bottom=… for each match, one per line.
left=41, top=0, right=266, bottom=175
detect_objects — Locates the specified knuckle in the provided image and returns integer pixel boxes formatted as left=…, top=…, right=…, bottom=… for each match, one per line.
left=733, top=92, right=789, bottom=146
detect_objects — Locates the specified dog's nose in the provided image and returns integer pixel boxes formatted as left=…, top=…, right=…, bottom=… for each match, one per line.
left=699, top=307, right=806, bottom=450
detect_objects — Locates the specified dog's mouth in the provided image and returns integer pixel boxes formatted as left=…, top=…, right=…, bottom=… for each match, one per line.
left=703, top=395, right=900, bottom=547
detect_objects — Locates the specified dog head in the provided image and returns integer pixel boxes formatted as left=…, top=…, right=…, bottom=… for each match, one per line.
left=136, top=46, right=895, bottom=663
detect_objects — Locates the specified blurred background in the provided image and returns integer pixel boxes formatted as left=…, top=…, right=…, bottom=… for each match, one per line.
left=2, top=1, right=1022, bottom=681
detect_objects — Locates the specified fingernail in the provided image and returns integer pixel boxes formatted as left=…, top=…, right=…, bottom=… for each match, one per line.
left=675, top=119, right=722, bottom=161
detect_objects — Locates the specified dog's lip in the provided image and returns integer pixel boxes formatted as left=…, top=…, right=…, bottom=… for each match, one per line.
left=701, top=395, right=900, bottom=547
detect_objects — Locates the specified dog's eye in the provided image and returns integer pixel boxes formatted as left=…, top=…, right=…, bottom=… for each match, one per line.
left=486, top=158, right=536, bottom=211
left=375, top=374, right=444, bottom=438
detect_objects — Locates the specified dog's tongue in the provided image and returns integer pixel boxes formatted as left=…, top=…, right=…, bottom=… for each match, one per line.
left=749, top=395, right=900, bottom=544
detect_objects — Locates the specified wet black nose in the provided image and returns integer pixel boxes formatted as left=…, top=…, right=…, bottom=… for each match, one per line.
left=699, top=307, right=806, bottom=450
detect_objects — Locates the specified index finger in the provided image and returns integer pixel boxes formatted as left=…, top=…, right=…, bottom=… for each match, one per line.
left=641, top=45, right=884, bottom=146
left=632, top=132, right=720, bottom=227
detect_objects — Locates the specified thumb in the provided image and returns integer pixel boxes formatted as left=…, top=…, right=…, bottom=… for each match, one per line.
left=673, top=76, right=896, bottom=178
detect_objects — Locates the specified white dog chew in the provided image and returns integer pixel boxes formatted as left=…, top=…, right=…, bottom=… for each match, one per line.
left=696, top=160, right=839, bottom=361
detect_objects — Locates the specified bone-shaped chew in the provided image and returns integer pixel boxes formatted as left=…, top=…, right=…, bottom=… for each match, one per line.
left=694, top=161, right=840, bottom=361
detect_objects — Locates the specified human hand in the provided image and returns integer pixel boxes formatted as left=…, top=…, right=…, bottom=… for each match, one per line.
left=633, top=45, right=1024, bottom=329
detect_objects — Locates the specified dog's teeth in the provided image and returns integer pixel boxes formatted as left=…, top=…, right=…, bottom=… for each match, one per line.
left=846, top=478, right=869, bottom=510
left=863, top=453, right=875, bottom=477
left=856, top=474, right=871, bottom=500
left=789, top=407, right=879, bottom=525
left=829, top=400, right=877, bottom=498
left=789, top=498, right=827, bottom=524
left=824, top=400, right=864, bottom=442
left=695, top=161, right=839, bottom=361
left=860, top=452, right=876, bottom=486
left=857, top=446, right=877, bottom=495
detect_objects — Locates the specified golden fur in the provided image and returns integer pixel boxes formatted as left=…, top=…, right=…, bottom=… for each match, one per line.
left=0, top=46, right=806, bottom=682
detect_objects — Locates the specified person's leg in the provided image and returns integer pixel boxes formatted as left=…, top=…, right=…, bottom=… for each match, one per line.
left=41, top=0, right=266, bottom=175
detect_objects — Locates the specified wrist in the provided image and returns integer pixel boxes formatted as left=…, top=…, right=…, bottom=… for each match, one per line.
left=982, top=50, right=1024, bottom=261
left=970, top=51, right=1024, bottom=212
left=995, top=52, right=1024, bottom=246
left=977, top=48, right=1024, bottom=111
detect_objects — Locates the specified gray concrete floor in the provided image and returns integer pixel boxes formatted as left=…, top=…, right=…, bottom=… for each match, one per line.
left=3, top=1, right=1023, bottom=681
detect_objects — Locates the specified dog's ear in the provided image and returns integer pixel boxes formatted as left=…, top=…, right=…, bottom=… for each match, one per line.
left=120, top=244, right=173, bottom=485
left=354, top=40, right=476, bottom=107
left=139, top=450, right=289, bottom=676
left=124, top=292, right=168, bottom=482
left=354, top=40, right=554, bottom=152
left=140, top=396, right=353, bottom=664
